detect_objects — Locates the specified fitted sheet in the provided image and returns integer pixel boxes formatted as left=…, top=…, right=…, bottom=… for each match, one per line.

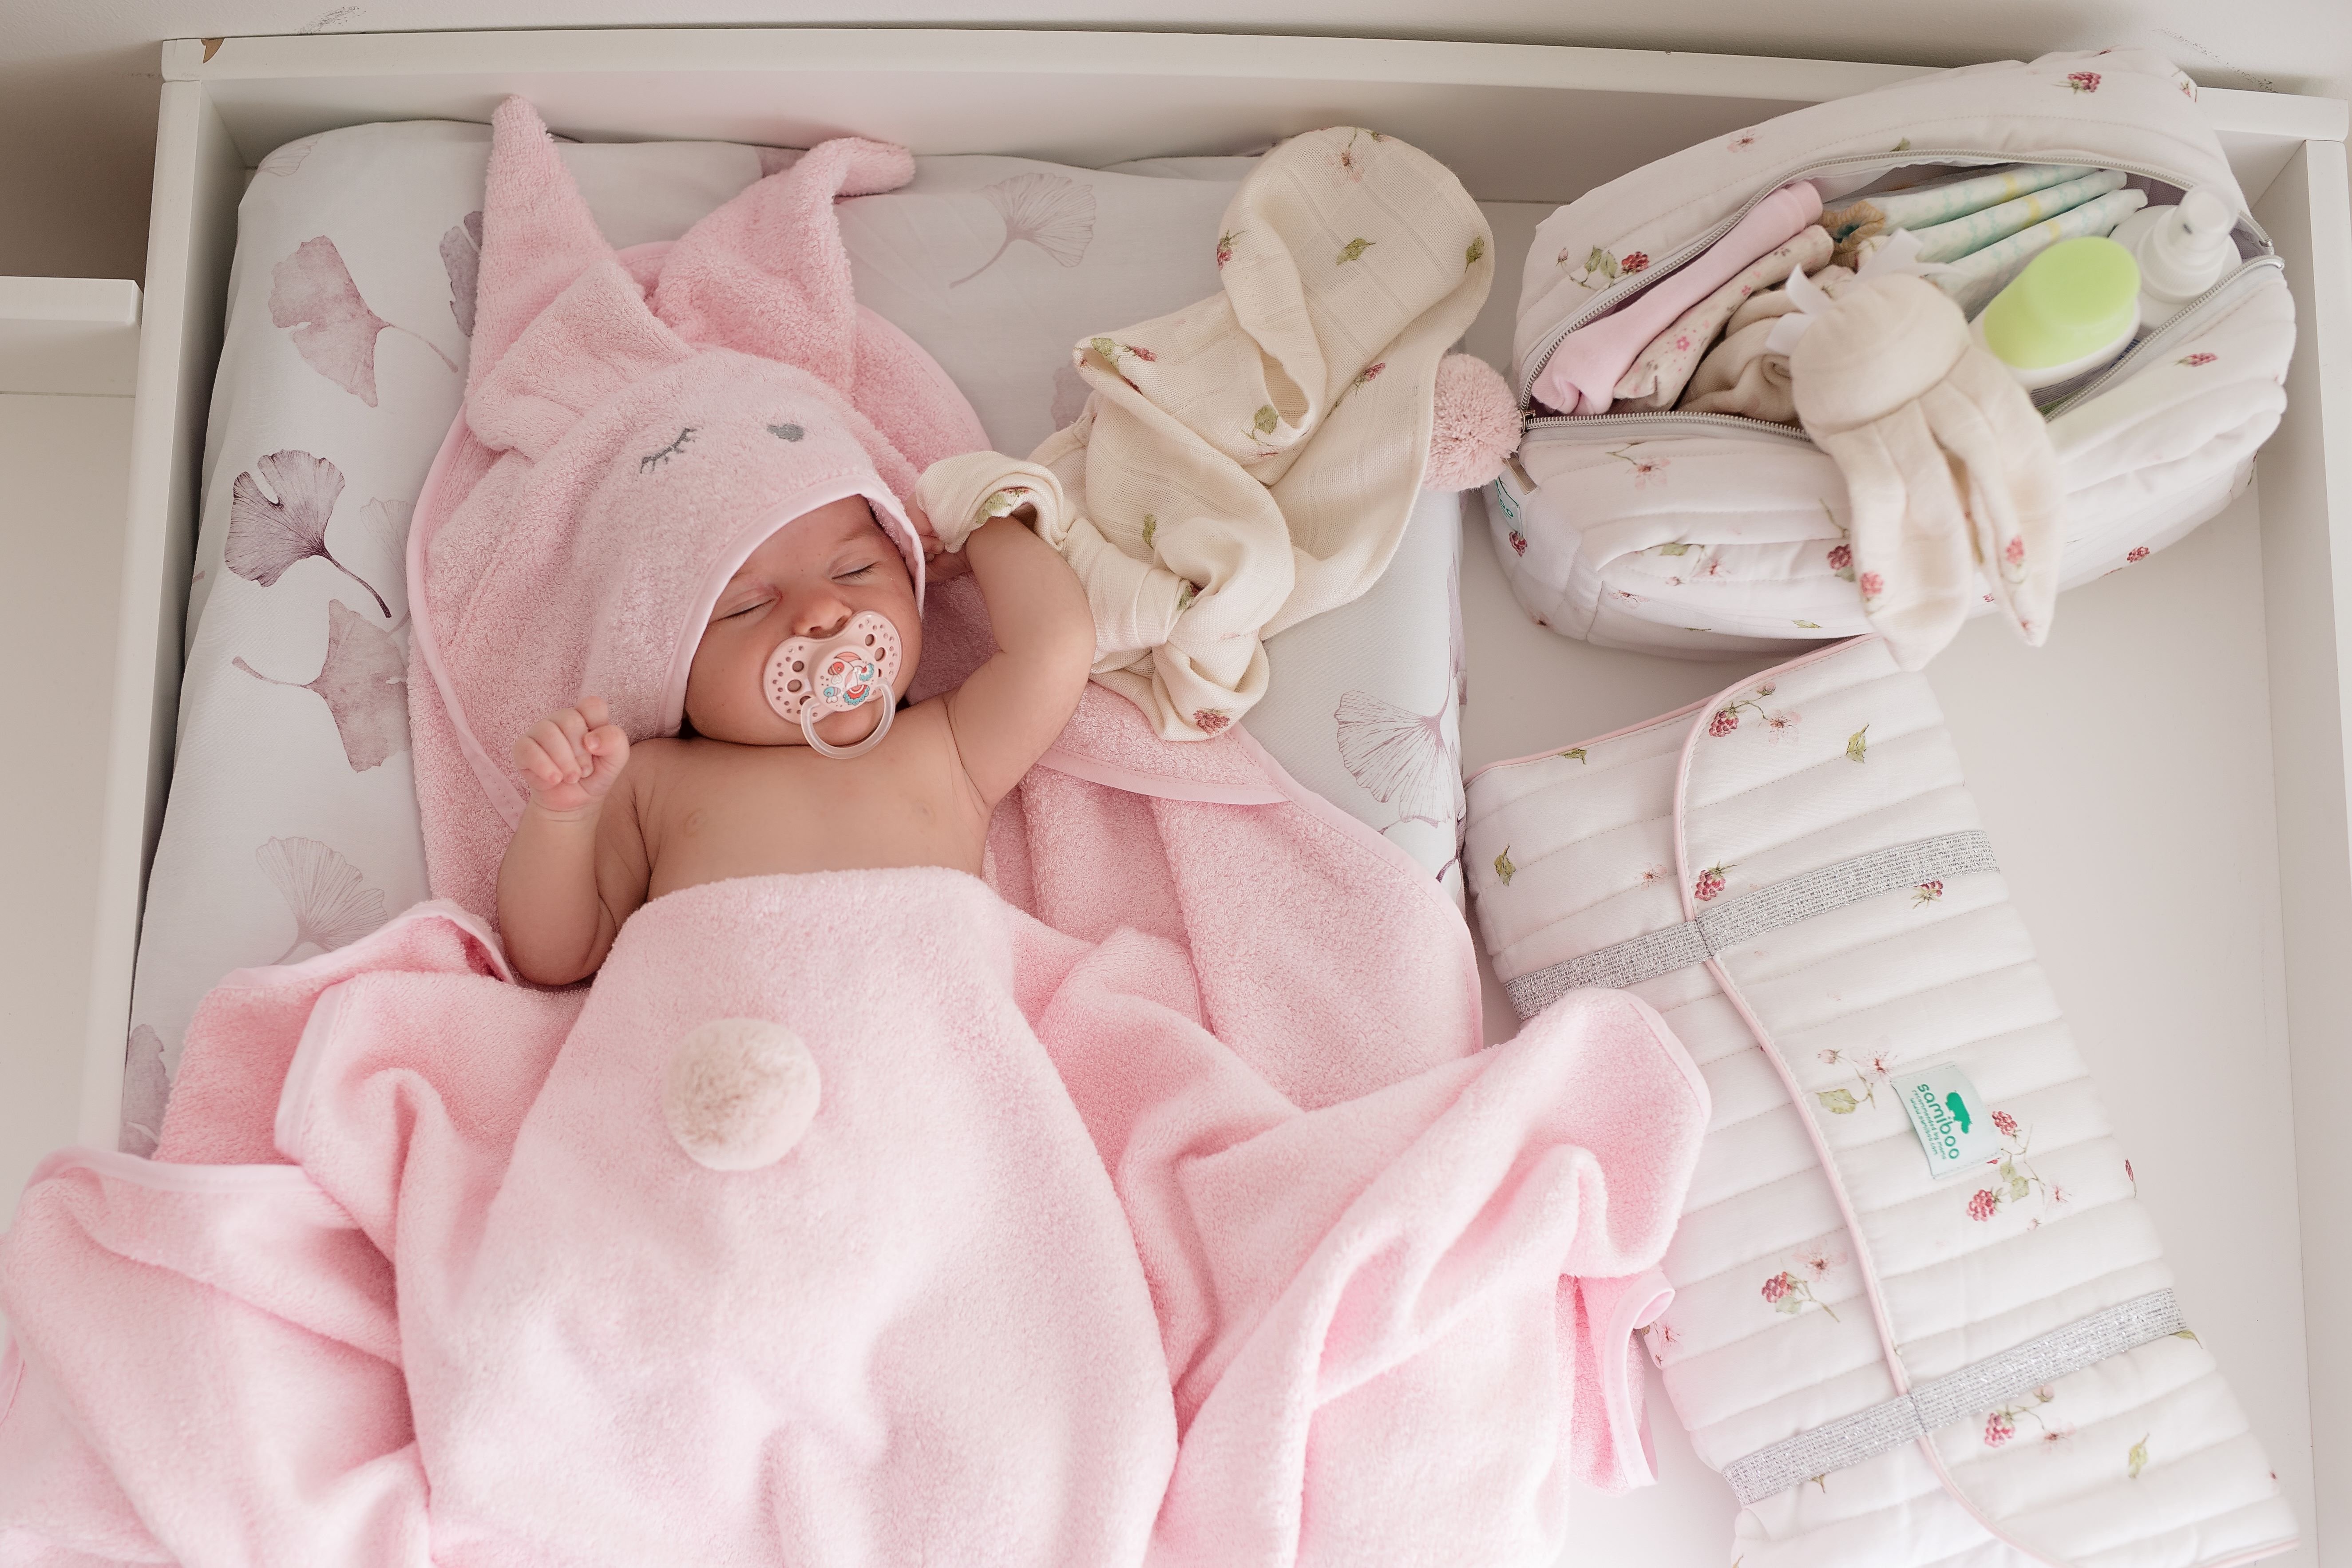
left=121, top=122, right=1468, bottom=1148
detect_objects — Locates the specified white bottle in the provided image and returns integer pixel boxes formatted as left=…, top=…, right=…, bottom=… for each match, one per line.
left=2107, top=186, right=2238, bottom=330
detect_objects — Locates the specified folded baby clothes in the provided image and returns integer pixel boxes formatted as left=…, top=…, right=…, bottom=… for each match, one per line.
left=1822, top=162, right=2081, bottom=265
left=1612, top=225, right=1832, bottom=412
left=1907, top=167, right=2128, bottom=263
left=1530, top=181, right=1823, bottom=415
left=1679, top=263, right=1853, bottom=422
left=915, top=127, right=1493, bottom=741
left=1928, top=186, right=2149, bottom=315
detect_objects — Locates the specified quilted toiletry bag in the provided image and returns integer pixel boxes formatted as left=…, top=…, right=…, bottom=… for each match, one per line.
left=1462, top=636, right=2297, bottom=1566
left=1490, top=48, right=2295, bottom=658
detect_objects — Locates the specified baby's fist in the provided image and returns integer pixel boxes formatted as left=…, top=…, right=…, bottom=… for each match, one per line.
left=515, top=697, right=630, bottom=816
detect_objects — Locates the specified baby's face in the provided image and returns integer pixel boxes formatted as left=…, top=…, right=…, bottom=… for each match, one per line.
left=684, top=495, right=921, bottom=747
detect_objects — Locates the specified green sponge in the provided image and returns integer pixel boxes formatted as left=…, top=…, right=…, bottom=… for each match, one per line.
left=1978, top=237, right=2142, bottom=371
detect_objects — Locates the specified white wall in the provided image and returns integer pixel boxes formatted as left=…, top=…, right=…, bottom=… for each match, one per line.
left=3, top=0, right=2348, bottom=281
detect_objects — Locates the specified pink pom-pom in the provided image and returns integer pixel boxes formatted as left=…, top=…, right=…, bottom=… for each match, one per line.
left=1423, top=353, right=1521, bottom=491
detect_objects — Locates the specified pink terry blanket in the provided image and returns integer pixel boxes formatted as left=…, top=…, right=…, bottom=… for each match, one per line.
left=1, top=679, right=1707, bottom=1567
left=2, top=97, right=1710, bottom=1568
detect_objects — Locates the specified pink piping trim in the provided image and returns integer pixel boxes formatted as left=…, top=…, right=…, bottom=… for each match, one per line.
left=406, top=412, right=929, bottom=828
left=1465, top=694, right=1715, bottom=786
left=24, top=1145, right=324, bottom=1196
left=1596, top=1269, right=1677, bottom=1490
left=1671, top=635, right=2073, bottom=1566
left=408, top=417, right=529, bottom=829
left=1624, top=990, right=1712, bottom=1114
left=657, top=473, right=923, bottom=736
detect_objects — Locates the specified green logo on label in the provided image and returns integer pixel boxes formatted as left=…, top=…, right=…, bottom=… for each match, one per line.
left=1945, top=1092, right=1972, bottom=1133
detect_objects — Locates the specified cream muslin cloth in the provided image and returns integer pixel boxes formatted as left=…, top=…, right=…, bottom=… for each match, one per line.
left=918, top=127, right=1492, bottom=740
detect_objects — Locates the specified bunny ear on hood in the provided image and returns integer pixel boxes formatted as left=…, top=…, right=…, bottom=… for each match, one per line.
left=653, top=136, right=913, bottom=383
left=653, top=137, right=988, bottom=480
left=468, top=97, right=630, bottom=400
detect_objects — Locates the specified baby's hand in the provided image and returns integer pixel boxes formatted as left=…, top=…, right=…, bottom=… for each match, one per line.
left=514, top=697, right=630, bottom=816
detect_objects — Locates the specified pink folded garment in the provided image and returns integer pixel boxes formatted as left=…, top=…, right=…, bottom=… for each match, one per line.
left=1532, top=181, right=1824, bottom=416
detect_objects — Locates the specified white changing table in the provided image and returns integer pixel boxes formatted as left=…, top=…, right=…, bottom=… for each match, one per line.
left=71, top=28, right=2352, bottom=1564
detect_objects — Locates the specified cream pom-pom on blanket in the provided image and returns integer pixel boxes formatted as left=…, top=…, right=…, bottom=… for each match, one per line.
left=919, top=127, right=1493, bottom=740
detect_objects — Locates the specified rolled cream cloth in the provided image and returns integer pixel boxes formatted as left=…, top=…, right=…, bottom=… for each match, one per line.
left=1930, top=186, right=2148, bottom=316
left=1531, top=181, right=1822, bottom=415
left=1613, top=225, right=1833, bottom=412
left=1823, top=163, right=2081, bottom=263
left=912, top=125, right=1493, bottom=740
left=1906, top=168, right=2128, bottom=263
left=1789, top=273, right=2064, bottom=669
left=1679, top=263, right=1853, bottom=422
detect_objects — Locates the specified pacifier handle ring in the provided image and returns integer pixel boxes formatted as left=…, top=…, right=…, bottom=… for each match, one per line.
left=802, top=695, right=893, bottom=760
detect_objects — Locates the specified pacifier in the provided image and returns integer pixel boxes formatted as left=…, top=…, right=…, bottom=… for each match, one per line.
left=763, top=610, right=904, bottom=760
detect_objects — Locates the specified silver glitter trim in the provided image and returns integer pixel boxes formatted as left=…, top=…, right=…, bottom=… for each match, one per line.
left=1504, top=829, right=1997, bottom=1018
left=1722, top=1290, right=2187, bottom=1504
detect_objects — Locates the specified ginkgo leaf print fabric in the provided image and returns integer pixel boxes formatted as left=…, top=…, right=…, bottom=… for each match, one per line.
left=270, top=234, right=458, bottom=405
left=951, top=172, right=1097, bottom=287
left=226, top=448, right=392, bottom=616
left=234, top=599, right=411, bottom=772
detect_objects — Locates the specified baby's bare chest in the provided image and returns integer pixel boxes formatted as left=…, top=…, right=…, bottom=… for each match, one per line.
left=639, top=725, right=986, bottom=897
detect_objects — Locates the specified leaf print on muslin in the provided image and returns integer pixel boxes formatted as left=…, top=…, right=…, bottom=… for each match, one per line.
left=1845, top=725, right=1870, bottom=762
left=1337, top=237, right=1376, bottom=264
left=441, top=209, right=483, bottom=336
left=270, top=235, right=456, bottom=405
left=2126, top=1436, right=2150, bottom=1479
left=256, top=836, right=388, bottom=964
left=226, top=450, right=391, bottom=617
left=950, top=173, right=1097, bottom=287
left=1493, top=847, right=1516, bottom=885
left=120, top=1024, right=170, bottom=1158
left=234, top=600, right=409, bottom=771
left=1334, top=689, right=1459, bottom=828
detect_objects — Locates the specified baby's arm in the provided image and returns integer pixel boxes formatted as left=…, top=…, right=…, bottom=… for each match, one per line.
left=495, top=697, right=652, bottom=986
left=943, top=514, right=1096, bottom=807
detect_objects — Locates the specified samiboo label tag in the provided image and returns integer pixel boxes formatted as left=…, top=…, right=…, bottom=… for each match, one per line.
left=1896, top=1063, right=2004, bottom=1179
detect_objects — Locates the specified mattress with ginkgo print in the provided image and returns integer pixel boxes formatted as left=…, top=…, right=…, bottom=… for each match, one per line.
left=1461, top=635, right=2295, bottom=1568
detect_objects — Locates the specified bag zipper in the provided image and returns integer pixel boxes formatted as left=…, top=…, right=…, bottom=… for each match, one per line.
left=1517, top=148, right=2275, bottom=410
left=1520, top=409, right=1818, bottom=443
left=2038, top=253, right=2282, bottom=416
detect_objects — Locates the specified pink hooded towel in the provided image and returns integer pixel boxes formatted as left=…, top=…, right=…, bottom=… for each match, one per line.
left=0, top=102, right=1716, bottom=1568
left=407, top=97, right=990, bottom=920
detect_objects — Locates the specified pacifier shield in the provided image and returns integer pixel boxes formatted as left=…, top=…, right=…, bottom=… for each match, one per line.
left=764, top=610, right=903, bottom=722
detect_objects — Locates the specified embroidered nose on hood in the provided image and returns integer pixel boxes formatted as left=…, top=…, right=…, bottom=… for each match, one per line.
left=405, top=96, right=988, bottom=921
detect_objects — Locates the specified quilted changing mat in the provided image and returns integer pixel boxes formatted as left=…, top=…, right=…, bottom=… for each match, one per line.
left=1462, top=636, right=2295, bottom=1567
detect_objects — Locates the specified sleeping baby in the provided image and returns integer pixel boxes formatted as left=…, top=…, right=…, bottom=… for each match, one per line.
left=495, top=494, right=1093, bottom=986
